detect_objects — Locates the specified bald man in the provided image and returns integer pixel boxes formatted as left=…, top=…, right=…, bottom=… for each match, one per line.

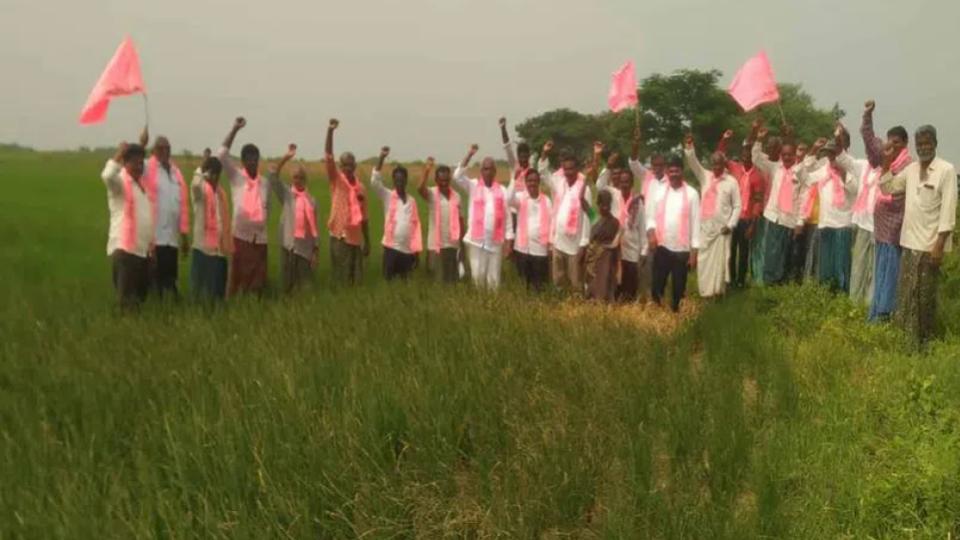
left=454, top=144, right=512, bottom=290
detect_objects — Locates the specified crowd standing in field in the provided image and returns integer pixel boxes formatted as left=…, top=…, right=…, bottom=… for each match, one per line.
left=99, top=103, right=957, bottom=347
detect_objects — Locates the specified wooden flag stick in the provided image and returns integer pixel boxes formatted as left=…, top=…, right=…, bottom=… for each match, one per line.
left=142, top=93, right=150, bottom=129
left=776, top=100, right=787, bottom=126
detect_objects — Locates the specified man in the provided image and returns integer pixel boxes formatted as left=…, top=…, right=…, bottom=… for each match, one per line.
left=627, top=126, right=668, bottom=204
left=597, top=150, right=648, bottom=302
left=371, top=146, right=422, bottom=281
left=646, top=155, right=700, bottom=312
left=799, top=139, right=859, bottom=292
left=684, top=134, right=741, bottom=299
left=324, top=118, right=370, bottom=285
left=749, top=136, right=780, bottom=286
left=835, top=124, right=881, bottom=305
left=139, top=128, right=189, bottom=297
left=880, top=125, right=957, bottom=346
left=748, top=120, right=807, bottom=285
left=454, top=144, right=512, bottom=290
left=500, top=117, right=534, bottom=273
left=190, top=156, right=231, bottom=301
left=718, top=130, right=763, bottom=288
left=270, top=144, right=320, bottom=292
left=862, top=100, right=913, bottom=321
left=417, top=157, right=464, bottom=283
left=509, top=168, right=553, bottom=291
left=539, top=145, right=593, bottom=295
left=100, top=141, right=153, bottom=310
left=218, top=117, right=270, bottom=296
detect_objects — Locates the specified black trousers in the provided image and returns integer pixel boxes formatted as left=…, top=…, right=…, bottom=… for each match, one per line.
left=112, top=250, right=150, bottom=310
left=150, top=245, right=180, bottom=296
left=383, top=246, right=417, bottom=281
left=651, top=246, right=690, bottom=312
left=730, top=219, right=752, bottom=288
left=516, top=252, right=549, bottom=291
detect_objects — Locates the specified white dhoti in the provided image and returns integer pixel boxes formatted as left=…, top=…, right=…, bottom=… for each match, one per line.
left=697, top=229, right=731, bottom=298
left=467, top=243, right=503, bottom=291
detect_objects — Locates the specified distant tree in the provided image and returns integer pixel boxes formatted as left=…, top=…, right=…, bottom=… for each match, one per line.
left=516, top=69, right=840, bottom=166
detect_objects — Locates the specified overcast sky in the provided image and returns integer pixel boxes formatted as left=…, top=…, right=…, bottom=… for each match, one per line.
left=2, top=0, right=959, bottom=166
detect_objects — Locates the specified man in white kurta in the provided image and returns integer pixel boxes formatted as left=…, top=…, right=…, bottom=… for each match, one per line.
left=538, top=150, right=592, bottom=294
left=646, top=156, right=701, bottom=312
left=684, top=140, right=741, bottom=298
left=798, top=141, right=859, bottom=292
left=455, top=145, right=513, bottom=290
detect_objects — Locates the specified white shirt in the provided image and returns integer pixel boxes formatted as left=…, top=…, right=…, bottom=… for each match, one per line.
left=836, top=152, right=878, bottom=232
left=153, top=165, right=182, bottom=247
left=454, top=165, right=513, bottom=253
left=372, top=170, right=420, bottom=254
left=597, top=169, right=647, bottom=261
left=880, top=156, right=958, bottom=253
left=800, top=161, right=858, bottom=229
left=752, top=142, right=807, bottom=228
left=218, top=145, right=270, bottom=244
left=509, top=191, right=552, bottom=257
left=647, top=183, right=701, bottom=253
left=537, top=158, right=592, bottom=255
left=270, top=173, right=319, bottom=259
left=190, top=169, right=227, bottom=257
left=425, top=187, right=460, bottom=250
left=629, top=158, right=667, bottom=202
left=101, top=159, right=154, bottom=258
left=684, top=148, right=742, bottom=239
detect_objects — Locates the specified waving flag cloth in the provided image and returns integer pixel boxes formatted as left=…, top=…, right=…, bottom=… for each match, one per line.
left=79, top=36, right=147, bottom=125
left=727, top=51, right=780, bottom=112
left=608, top=61, right=638, bottom=112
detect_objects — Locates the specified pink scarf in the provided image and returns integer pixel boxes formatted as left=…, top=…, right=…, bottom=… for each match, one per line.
left=891, top=147, right=911, bottom=174
left=618, top=192, right=633, bottom=227
left=513, top=166, right=530, bottom=193
left=853, top=166, right=881, bottom=215
left=384, top=191, right=422, bottom=253
left=430, top=187, right=460, bottom=253
left=293, top=187, right=318, bottom=239
left=118, top=168, right=142, bottom=253
left=516, top=194, right=551, bottom=249
left=470, top=181, right=506, bottom=243
left=823, top=166, right=846, bottom=209
left=562, top=174, right=585, bottom=236
left=776, top=165, right=797, bottom=215
left=655, top=183, right=690, bottom=248
left=700, top=173, right=720, bottom=219
left=145, top=156, right=190, bottom=234
left=344, top=175, right=364, bottom=227
left=202, top=181, right=220, bottom=251
left=241, top=168, right=264, bottom=223
left=642, top=170, right=658, bottom=201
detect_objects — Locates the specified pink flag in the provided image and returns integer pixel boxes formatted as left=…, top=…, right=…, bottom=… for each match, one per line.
left=79, top=37, right=147, bottom=125
left=727, top=51, right=780, bottom=112
left=608, top=61, right=638, bottom=113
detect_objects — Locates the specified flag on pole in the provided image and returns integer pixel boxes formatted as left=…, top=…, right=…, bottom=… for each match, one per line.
left=727, top=51, right=779, bottom=112
left=79, top=36, right=147, bottom=125
left=608, top=61, right=638, bottom=112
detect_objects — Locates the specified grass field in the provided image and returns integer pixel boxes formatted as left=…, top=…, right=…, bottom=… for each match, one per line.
left=3, top=146, right=960, bottom=538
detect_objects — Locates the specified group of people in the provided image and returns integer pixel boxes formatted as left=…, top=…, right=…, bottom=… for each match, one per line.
left=99, top=103, right=956, bottom=346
